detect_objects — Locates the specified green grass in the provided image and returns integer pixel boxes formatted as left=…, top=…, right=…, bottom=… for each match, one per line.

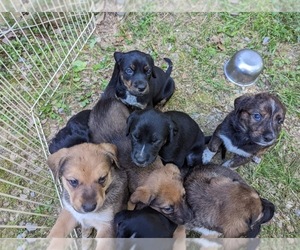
left=89, top=13, right=299, bottom=237
left=2, top=12, right=299, bottom=238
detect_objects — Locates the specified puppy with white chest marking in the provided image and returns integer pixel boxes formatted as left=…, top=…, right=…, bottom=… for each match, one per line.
left=184, top=164, right=275, bottom=238
left=202, top=92, right=286, bottom=169
left=47, top=143, right=128, bottom=238
left=109, top=50, right=175, bottom=109
left=126, top=108, right=206, bottom=168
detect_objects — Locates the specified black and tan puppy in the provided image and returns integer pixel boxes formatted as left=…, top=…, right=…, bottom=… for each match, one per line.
left=48, top=109, right=91, bottom=154
left=107, top=50, right=175, bottom=109
left=127, top=157, right=193, bottom=225
left=185, top=164, right=275, bottom=238
left=202, top=92, right=286, bottom=169
left=47, top=143, right=128, bottom=238
left=126, top=108, right=205, bottom=168
left=114, top=206, right=177, bottom=238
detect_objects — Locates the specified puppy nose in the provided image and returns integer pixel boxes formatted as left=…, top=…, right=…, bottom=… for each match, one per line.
left=134, top=81, right=147, bottom=92
left=82, top=202, right=97, bottom=212
left=135, top=155, right=147, bottom=165
left=184, top=209, right=194, bottom=223
left=263, top=132, right=275, bottom=142
left=137, top=86, right=146, bottom=92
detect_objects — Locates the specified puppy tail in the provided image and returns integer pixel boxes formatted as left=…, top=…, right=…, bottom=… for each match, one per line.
left=163, top=57, right=173, bottom=76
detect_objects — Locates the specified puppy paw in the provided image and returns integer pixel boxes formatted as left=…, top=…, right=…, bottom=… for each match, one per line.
left=202, top=148, right=216, bottom=164
left=222, top=159, right=233, bottom=168
left=252, top=156, right=261, bottom=164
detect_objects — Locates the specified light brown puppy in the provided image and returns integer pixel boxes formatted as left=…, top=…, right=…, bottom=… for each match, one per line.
left=127, top=157, right=193, bottom=225
left=47, top=143, right=128, bottom=238
left=184, top=164, right=275, bottom=238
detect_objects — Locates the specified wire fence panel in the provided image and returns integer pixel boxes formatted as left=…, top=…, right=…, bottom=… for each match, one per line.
left=0, top=10, right=95, bottom=237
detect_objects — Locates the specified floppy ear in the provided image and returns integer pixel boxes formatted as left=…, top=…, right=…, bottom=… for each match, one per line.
left=146, top=54, right=156, bottom=78
left=260, top=198, right=275, bottom=224
left=130, top=186, right=154, bottom=206
left=233, top=95, right=252, bottom=113
left=47, top=148, right=69, bottom=180
left=114, top=52, right=123, bottom=64
left=167, top=120, right=178, bottom=143
left=126, top=112, right=137, bottom=136
left=98, top=143, right=120, bottom=169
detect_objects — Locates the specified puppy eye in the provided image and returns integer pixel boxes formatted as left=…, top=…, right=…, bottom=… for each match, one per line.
left=68, top=179, right=79, bottom=188
left=252, top=113, right=262, bottom=121
left=151, top=138, right=159, bottom=143
left=98, top=175, right=107, bottom=185
left=162, top=206, right=174, bottom=214
left=132, top=134, right=140, bottom=141
left=125, top=68, right=134, bottom=75
left=277, top=118, right=284, bottom=124
left=146, top=68, right=152, bottom=75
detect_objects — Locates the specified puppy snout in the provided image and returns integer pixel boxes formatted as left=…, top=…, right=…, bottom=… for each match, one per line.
left=134, top=81, right=148, bottom=93
left=134, top=154, right=148, bottom=165
left=82, top=202, right=97, bottom=212
left=176, top=204, right=193, bottom=224
left=263, top=132, right=275, bottom=143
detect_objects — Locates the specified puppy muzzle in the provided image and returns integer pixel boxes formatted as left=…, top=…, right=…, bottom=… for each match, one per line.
left=130, top=81, right=150, bottom=95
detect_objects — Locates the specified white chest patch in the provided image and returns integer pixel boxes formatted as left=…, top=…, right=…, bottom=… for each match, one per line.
left=192, top=227, right=221, bottom=236
left=121, top=91, right=147, bottom=109
left=219, top=134, right=252, bottom=158
left=63, top=200, right=113, bottom=230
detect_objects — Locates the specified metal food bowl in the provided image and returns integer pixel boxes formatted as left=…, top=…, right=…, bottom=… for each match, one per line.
left=224, top=49, right=264, bottom=87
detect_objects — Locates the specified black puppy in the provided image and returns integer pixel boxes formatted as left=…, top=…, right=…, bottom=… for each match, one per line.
left=48, top=109, right=91, bottom=154
left=106, top=50, right=175, bottom=109
left=126, top=108, right=206, bottom=168
left=114, top=207, right=177, bottom=238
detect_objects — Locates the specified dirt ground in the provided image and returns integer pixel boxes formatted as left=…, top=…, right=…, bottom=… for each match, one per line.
left=46, top=13, right=299, bottom=238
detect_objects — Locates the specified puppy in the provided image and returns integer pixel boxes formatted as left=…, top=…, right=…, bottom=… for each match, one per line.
left=114, top=206, right=177, bottom=238
left=202, top=92, right=286, bottom=169
left=127, top=157, right=193, bottom=225
left=107, top=50, right=175, bottom=109
left=47, top=143, right=128, bottom=238
left=184, top=164, right=275, bottom=238
left=48, top=109, right=91, bottom=154
left=126, top=108, right=206, bottom=168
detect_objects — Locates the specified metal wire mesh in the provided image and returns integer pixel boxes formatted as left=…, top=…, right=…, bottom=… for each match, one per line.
left=0, top=10, right=96, bottom=237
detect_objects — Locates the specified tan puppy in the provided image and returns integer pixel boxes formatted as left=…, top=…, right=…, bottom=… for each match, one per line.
left=127, top=157, right=193, bottom=225
left=47, top=143, right=128, bottom=238
left=184, top=164, right=275, bottom=238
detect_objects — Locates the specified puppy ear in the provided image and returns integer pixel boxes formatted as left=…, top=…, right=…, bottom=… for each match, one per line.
left=99, top=143, right=120, bottom=169
left=167, top=120, right=178, bottom=143
left=130, top=186, right=154, bottom=206
left=146, top=54, right=156, bottom=78
left=114, top=52, right=123, bottom=64
left=234, top=95, right=253, bottom=112
left=260, top=198, right=275, bottom=224
left=126, top=112, right=137, bottom=136
left=47, top=148, right=69, bottom=180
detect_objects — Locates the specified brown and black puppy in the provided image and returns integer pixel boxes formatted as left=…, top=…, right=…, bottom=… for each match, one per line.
left=202, top=92, right=286, bottom=169
left=126, top=108, right=206, bottom=168
left=107, top=50, right=175, bottom=109
left=47, top=143, right=128, bottom=238
left=185, top=164, right=275, bottom=238
left=127, top=157, right=193, bottom=225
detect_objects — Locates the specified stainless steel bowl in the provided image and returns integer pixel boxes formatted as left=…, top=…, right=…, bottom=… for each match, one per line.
left=224, top=49, right=264, bottom=87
